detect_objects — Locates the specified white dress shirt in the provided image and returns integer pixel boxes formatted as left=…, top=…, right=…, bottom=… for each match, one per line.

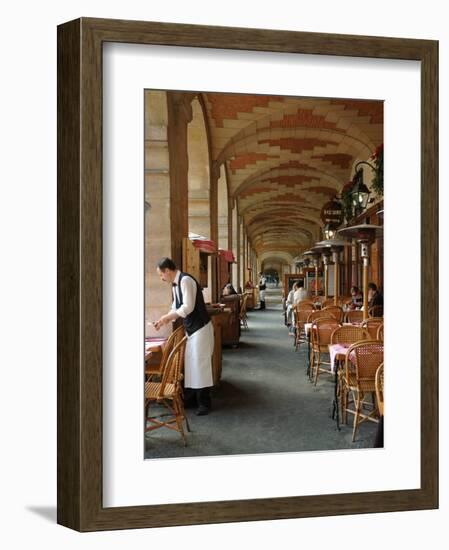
left=293, top=287, right=309, bottom=305
left=286, top=289, right=295, bottom=306
left=171, top=270, right=197, bottom=318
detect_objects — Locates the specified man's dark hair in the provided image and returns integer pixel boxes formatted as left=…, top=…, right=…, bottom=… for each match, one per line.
left=157, top=257, right=177, bottom=271
left=368, top=282, right=378, bottom=291
left=298, top=280, right=305, bottom=288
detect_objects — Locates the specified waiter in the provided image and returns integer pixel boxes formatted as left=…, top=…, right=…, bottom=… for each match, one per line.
left=153, top=257, right=214, bottom=416
left=257, top=271, right=267, bottom=310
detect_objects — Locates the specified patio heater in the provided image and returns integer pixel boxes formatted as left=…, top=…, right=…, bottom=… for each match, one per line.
left=303, top=250, right=321, bottom=297
left=311, top=242, right=332, bottom=300
left=319, top=239, right=347, bottom=305
left=337, top=224, right=383, bottom=320
left=301, top=256, right=311, bottom=292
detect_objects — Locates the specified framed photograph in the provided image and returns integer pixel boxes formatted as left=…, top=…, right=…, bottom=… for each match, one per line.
left=57, top=17, right=438, bottom=531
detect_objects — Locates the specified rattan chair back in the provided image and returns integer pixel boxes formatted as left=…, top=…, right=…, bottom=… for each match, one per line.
left=377, top=323, right=384, bottom=341
left=312, top=318, right=341, bottom=348
left=345, top=310, right=364, bottom=324
left=362, top=317, right=384, bottom=339
left=296, top=300, right=315, bottom=310
left=346, top=340, right=384, bottom=392
left=159, top=335, right=188, bottom=396
left=145, top=325, right=184, bottom=378
left=375, top=362, right=384, bottom=416
left=307, top=310, right=334, bottom=323
left=341, top=340, right=384, bottom=441
left=339, top=296, right=353, bottom=307
left=330, top=325, right=370, bottom=345
left=309, top=317, right=341, bottom=384
left=145, top=335, right=189, bottom=445
left=294, top=306, right=317, bottom=351
left=322, top=305, right=344, bottom=322
left=160, top=325, right=184, bottom=368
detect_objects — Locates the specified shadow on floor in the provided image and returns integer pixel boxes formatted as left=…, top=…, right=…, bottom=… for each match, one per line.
left=26, top=506, right=57, bottom=523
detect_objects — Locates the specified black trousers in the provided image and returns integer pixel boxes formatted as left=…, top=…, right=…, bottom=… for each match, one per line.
left=183, top=387, right=211, bottom=409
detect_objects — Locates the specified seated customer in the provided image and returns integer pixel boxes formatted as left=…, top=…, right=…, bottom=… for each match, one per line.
left=285, top=282, right=299, bottom=329
left=349, top=285, right=363, bottom=309
left=368, top=282, right=383, bottom=315
left=293, top=279, right=309, bottom=305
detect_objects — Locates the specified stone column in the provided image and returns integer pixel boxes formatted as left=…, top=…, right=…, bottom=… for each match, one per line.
left=231, top=202, right=238, bottom=286
left=210, top=163, right=220, bottom=302
left=144, top=91, right=172, bottom=337
left=236, top=215, right=241, bottom=291
left=167, top=92, right=194, bottom=268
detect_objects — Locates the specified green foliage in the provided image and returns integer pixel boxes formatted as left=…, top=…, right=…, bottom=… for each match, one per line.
left=341, top=184, right=354, bottom=223
left=371, top=144, right=384, bottom=196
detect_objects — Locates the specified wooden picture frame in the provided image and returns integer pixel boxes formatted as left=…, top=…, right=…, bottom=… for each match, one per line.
left=57, top=17, right=438, bottom=531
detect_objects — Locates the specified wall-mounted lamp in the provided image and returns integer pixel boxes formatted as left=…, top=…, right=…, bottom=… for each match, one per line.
left=350, top=161, right=373, bottom=217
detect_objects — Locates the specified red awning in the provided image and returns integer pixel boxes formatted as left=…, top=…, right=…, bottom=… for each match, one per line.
left=191, top=239, right=216, bottom=254
left=218, top=249, right=236, bottom=263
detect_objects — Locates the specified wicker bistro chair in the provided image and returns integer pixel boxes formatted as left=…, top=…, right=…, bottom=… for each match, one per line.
left=295, top=309, right=333, bottom=351
left=339, top=296, right=354, bottom=308
left=375, top=363, right=384, bottom=416
left=145, top=325, right=185, bottom=379
left=321, top=298, right=335, bottom=308
left=330, top=325, right=371, bottom=396
left=341, top=340, right=384, bottom=441
left=310, top=318, right=342, bottom=384
left=145, top=335, right=189, bottom=445
left=239, top=293, right=249, bottom=330
left=361, top=317, right=384, bottom=340
left=322, top=305, right=344, bottom=323
left=377, top=323, right=384, bottom=341
left=294, top=304, right=315, bottom=350
left=330, top=325, right=371, bottom=346
left=345, top=309, right=364, bottom=324
left=296, top=300, right=315, bottom=310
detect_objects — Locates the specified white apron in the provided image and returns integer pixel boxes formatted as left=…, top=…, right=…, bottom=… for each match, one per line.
left=184, top=321, right=214, bottom=389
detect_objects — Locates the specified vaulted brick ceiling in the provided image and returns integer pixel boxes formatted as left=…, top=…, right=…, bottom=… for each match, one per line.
left=202, top=93, right=383, bottom=263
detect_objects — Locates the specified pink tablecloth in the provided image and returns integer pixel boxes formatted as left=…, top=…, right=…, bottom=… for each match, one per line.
left=328, top=343, right=352, bottom=373
left=145, top=337, right=167, bottom=352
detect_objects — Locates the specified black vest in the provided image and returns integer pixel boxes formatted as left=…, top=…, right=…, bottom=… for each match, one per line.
left=175, top=272, right=210, bottom=336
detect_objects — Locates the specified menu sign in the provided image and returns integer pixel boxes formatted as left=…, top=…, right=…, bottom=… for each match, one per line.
left=320, top=199, right=343, bottom=225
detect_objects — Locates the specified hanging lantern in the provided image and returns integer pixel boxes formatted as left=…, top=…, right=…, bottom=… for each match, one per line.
left=350, top=166, right=371, bottom=216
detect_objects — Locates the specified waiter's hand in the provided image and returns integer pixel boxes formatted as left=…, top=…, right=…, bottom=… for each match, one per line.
left=153, top=312, right=176, bottom=330
left=153, top=316, right=167, bottom=330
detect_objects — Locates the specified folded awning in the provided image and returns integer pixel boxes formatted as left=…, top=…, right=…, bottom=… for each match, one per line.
left=192, top=239, right=216, bottom=254
left=218, top=248, right=235, bottom=263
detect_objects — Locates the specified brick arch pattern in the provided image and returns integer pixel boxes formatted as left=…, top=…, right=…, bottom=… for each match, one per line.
left=201, top=93, right=383, bottom=259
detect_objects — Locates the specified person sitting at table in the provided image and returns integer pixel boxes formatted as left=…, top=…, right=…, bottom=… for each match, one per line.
left=221, top=283, right=238, bottom=296
left=349, top=285, right=363, bottom=309
left=368, top=282, right=383, bottom=314
left=293, top=279, right=309, bottom=305
left=286, top=281, right=299, bottom=332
